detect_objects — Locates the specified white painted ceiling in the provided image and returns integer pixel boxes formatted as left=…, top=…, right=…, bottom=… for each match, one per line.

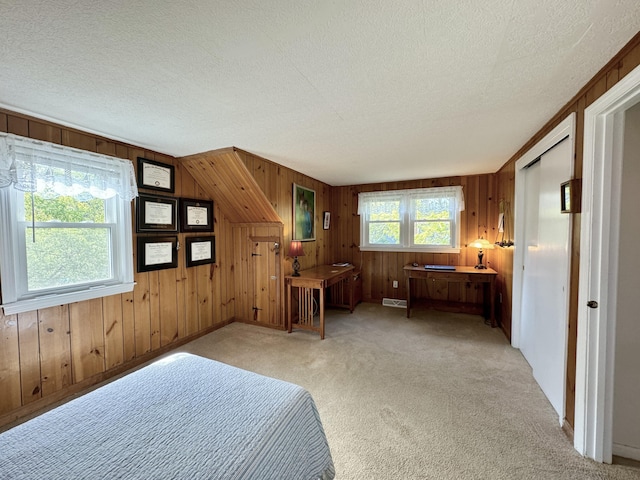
left=1, top=2, right=639, bottom=186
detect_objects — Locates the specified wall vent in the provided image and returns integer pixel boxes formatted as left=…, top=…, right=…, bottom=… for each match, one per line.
left=382, top=298, right=407, bottom=308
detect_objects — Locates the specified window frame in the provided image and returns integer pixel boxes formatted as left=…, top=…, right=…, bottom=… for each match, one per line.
left=358, top=186, right=464, bottom=253
left=0, top=187, right=134, bottom=314
left=0, top=140, right=136, bottom=316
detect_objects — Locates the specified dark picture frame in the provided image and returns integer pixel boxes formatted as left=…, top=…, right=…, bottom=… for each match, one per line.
left=185, top=236, right=216, bottom=267
left=323, top=211, right=331, bottom=230
left=136, top=193, right=179, bottom=233
left=560, top=179, right=581, bottom=214
left=180, top=198, right=214, bottom=232
left=293, top=183, right=315, bottom=241
left=137, top=157, right=175, bottom=193
left=137, top=236, right=178, bottom=272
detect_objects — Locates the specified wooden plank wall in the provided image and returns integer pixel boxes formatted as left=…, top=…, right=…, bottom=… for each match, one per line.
left=235, top=149, right=333, bottom=272
left=0, top=110, right=234, bottom=425
left=331, top=174, right=499, bottom=312
left=494, top=33, right=640, bottom=428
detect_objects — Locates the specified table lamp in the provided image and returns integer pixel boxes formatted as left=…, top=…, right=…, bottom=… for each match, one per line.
left=287, top=240, right=305, bottom=276
left=469, top=237, right=494, bottom=269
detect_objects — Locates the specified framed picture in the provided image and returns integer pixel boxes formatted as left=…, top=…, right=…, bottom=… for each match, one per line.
left=136, top=193, right=179, bottom=233
left=560, top=179, right=581, bottom=214
left=185, top=236, right=216, bottom=267
left=137, top=236, right=178, bottom=272
left=323, top=211, right=331, bottom=230
left=293, top=183, right=315, bottom=241
left=180, top=198, right=214, bottom=232
left=137, top=157, right=175, bottom=193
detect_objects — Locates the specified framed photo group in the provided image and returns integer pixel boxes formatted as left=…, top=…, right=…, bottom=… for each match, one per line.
left=135, top=158, right=215, bottom=272
left=136, top=194, right=214, bottom=234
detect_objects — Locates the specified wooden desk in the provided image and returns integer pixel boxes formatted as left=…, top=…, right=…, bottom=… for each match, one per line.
left=286, top=265, right=355, bottom=339
left=403, top=265, right=498, bottom=327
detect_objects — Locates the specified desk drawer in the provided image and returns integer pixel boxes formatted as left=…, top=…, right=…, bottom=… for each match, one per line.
left=427, top=272, right=491, bottom=283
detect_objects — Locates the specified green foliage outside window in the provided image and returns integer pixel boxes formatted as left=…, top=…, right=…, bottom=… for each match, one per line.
left=369, top=200, right=401, bottom=244
left=413, top=198, right=452, bottom=245
left=25, top=194, right=105, bottom=223
left=414, top=222, right=451, bottom=245
left=23, top=194, right=111, bottom=291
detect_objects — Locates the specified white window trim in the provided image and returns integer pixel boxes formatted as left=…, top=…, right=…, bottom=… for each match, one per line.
left=0, top=133, right=137, bottom=315
left=358, top=186, right=464, bottom=253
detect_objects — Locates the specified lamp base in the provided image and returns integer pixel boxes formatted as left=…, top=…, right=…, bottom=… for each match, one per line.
left=474, top=264, right=487, bottom=269
left=292, top=257, right=301, bottom=276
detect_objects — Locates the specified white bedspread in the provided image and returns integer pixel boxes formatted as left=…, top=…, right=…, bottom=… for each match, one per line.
left=0, top=353, right=335, bottom=480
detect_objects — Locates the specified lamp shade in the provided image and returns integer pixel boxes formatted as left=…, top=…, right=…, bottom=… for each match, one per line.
left=468, top=238, right=495, bottom=250
left=287, top=240, right=305, bottom=257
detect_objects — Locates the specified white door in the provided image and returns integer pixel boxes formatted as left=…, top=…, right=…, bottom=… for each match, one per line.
left=520, top=160, right=540, bottom=364
left=575, top=66, right=640, bottom=461
left=520, top=138, right=572, bottom=419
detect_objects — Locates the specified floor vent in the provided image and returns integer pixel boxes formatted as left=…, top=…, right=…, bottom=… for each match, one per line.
left=382, top=298, right=407, bottom=308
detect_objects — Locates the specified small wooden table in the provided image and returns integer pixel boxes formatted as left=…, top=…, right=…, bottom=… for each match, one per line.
left=286, top=265, right=355, bottom=339
left=403, top=265, right=498, bottom=327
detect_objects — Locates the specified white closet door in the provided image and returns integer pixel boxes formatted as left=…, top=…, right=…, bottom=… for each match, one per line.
left=520, top=138, right=572, bottom=418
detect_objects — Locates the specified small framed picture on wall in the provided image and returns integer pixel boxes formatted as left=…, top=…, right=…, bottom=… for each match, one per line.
left=185, top=236, right=216, bottom=267
left=136, top=194, right=178, bottom=233
left=323, top=211, right=331, bottom=230
left=180, top=198, right=214, bottom=232
left=137, top=236, right=178, bottom=272
left=137, top=157, right=175, bottom=193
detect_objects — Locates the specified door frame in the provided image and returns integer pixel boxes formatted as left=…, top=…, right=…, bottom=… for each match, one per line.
left=512, top=112, right=576, bottom=356
left=574, top=64, right=640, bottom=462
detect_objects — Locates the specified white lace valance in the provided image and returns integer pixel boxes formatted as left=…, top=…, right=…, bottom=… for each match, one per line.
left=0, top=133, right=138, bottom=201
left=358, top=185, right=465, bottom=215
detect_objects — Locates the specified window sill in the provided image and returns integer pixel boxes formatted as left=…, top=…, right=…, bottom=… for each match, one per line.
left=1, top=282, right=135, bottom=315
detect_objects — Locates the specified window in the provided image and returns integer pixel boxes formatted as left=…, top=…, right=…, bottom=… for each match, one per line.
left=358, top=186, right=464, bottom=252
left=0, top=133, right=138, bottom=315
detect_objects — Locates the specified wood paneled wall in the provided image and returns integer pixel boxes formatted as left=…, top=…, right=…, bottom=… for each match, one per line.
left=235, top=149, right=333, bottom=271
left=0, top=110, right=234, bottom=426
left=331, top=174, right=500, bottom=313
left=494, top=33, right=640, bottom=427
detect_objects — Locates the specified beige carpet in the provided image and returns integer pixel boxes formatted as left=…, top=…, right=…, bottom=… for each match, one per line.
left=178, top=303, right=640, bottom=480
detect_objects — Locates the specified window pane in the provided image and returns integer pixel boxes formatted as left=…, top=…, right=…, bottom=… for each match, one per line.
left=370, top=200, right=400, bottom=221
left=26, top=227, right=112, bottom=290
left=24, top=193, right=106, bottom=223
left=369, top=222, right=400, bottom=244
left=414, top=221, right=451, bottom=245
left=414, top=198, right=451, bottom=220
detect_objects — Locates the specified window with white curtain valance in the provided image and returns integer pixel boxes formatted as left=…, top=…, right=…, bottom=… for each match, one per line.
left=358, top=186, right=465, bottom=253
left=0, top=132, right=138, bottom=315
left=0, top=132, right=137, bottom=201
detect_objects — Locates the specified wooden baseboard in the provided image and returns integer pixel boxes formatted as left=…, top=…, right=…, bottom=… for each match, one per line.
left=562, top=419, right=575, bottom=443
left=233, top=318, right=287, bottom=331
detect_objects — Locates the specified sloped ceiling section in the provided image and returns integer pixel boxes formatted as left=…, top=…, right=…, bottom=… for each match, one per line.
left=180, top=147, right=281, bottom=224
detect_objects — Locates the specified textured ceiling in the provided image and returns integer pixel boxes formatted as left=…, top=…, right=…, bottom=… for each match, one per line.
left=1, top=1, right=639, bottom=186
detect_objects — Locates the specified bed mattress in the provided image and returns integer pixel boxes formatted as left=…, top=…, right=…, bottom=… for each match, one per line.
left=0, top=353, right=335, bottom=480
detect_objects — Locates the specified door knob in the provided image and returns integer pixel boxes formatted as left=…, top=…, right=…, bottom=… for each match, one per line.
left=587, top=300, right=598, bottom=309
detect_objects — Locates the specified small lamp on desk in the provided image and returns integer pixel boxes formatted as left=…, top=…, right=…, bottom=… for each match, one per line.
left=287, top=240, right=305, bottom=276
left=469, top=237, right=494, bottom=269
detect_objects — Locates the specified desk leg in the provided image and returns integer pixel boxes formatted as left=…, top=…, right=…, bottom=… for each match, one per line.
left=287, top=281, right=292, bottom=334
left=489, top=278, right=496, bottom=328
left=348, top=276, right=354, bottom=313
left=319, top=287, right=325, bottom=340
left=406, top=276, right=411, bottom=318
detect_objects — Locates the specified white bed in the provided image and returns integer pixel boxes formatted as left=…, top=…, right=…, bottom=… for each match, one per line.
left=0, top=353, right=335, bottom=479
